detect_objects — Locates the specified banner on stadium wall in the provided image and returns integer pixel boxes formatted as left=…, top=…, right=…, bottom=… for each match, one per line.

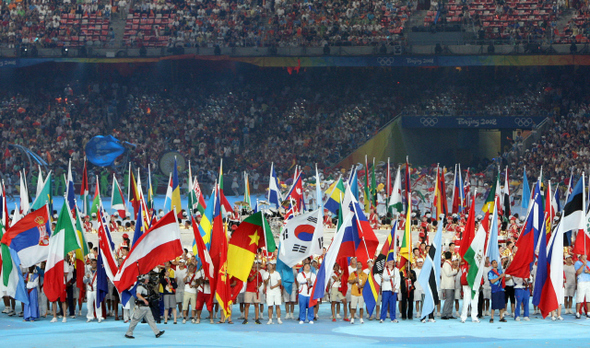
left=401, top=116, right=546, bottom=129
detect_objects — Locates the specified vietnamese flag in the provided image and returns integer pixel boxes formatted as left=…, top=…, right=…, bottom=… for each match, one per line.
left=227, top=212, right=276, bottom=282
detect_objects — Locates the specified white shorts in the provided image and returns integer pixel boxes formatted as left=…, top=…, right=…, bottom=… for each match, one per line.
left=175, top=291, right=184, bottom=304
left=266, top=292, right=282, bottom=306
left=565, top=284, right=576, bottom=298
left=455, top=288, right=462, bottom=300
left=346, top=288, right=352, bottom=302
left=414, top=290, right=423, bottom=301
left=350, top=295, right=364, bottom=309
left=483, top=287, right=491, bottom=300
left=282, top=287, right=297, bottom=303
left=577, top=282, right=590, bottom=303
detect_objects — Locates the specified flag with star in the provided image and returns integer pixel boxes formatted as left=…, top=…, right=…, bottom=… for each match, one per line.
left=227, top=211, right=276, bottom=282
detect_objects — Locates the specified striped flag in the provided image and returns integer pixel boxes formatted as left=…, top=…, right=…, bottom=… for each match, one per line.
left=417, top=217, right=442, bottom=320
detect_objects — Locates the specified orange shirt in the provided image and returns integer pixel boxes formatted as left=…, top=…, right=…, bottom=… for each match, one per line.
left=348, top=271, right=368, bottom=297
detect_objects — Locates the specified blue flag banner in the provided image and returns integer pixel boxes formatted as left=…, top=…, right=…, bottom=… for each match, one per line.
left=85, top=135, right=126, bottom=167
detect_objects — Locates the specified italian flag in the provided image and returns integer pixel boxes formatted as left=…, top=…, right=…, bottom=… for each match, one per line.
left=227, top=212, right=276, bottom=282
left=44, top=202, right=80, bottom=302
left=465, top=223, right=488, bottom=299
left=111, top=174, right=126, bottom=218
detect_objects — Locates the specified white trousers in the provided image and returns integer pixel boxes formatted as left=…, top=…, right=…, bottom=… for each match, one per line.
left=460, top=285, right=479, bottom=322
left=86, top=290, right=102, bottom=320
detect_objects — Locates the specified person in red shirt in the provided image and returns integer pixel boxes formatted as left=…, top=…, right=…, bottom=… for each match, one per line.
left=243, top=260, right=262, bottom=325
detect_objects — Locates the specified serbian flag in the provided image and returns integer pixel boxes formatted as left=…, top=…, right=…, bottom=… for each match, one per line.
left=1, top=206, right=51, bottom=267
left=114, top=211, right=183, bottom=293
left=336, top=201, right=379, bottom=266
left=227, top=212, right=276, bottom=282
left=310, top=212, right=353, bottom=307
left=44, top=202, right=80, bottom=303
left=506, top=193, right=543, bottom=279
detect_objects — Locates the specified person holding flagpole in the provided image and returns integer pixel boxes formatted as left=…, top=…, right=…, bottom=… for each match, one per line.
left=488, top=260, right=507, bottom=323
left=380, top=260, right=400, bottom=323
left=296, top=261, right=316, bottom=324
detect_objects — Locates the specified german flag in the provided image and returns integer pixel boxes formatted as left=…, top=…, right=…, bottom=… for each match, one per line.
left=227, top=212, right=276, bottom=282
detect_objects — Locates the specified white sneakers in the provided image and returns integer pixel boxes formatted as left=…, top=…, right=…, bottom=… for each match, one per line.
left=523, top=317, right=530, bottom=321
left=299, top=320, right=304, bottom=324
left=360, top=318, right=364, bottom=324
left=50, top=317, right=58, bottom=323
left=515, top=317, right=521, bottom=322
left=309, top=321, right=314, bottom=324
left=62, top=317, right=67, bottom=323
left=182, top=319, right=186, bottom=324
left=267, top=319, right=273, bottom=325
left=86, top=318, right=93, bottom=323
left=557, top=316, right=564, bottom=321
left=336, top=314, right=341, bottom=319
left=277, top=318, right=283, bottom=324
left=473, top=319, right=480, bottom=323
left=350, top=319, right=355, bottom=324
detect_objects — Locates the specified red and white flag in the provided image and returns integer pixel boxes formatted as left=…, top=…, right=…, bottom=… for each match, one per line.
left=114, top=211, right=183, bottom=292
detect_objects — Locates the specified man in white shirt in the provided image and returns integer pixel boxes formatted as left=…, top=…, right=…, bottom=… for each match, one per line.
left=83, top=259, right=102, bottom=323
left=380, top=260, right=400, bottom=323
left=441, top=251, right=458, bottom=319
left=264, top=261, right=282, bottom=324
left=175, top=260, right=188, bottom=320
left=182, top=264, right=198, bottom=324
left=296, top=262, right=316, bottom=324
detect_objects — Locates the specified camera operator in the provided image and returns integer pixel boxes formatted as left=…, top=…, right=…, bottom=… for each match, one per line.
left=125, top=274, right=165, bottom=339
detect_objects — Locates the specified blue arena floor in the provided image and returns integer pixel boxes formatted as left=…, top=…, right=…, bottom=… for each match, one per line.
left=2, top=302, right=590, bottom=348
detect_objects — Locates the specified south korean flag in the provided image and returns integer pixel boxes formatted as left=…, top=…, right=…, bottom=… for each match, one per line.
left=279, top=209, right=324, bottom=267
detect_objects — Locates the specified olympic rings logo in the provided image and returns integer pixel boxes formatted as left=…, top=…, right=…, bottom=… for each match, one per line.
left=377, top=57, right=395, bottom=66
left=420, top=117, right=439, bottom=127
left=514, top=118, right=534, bottom=127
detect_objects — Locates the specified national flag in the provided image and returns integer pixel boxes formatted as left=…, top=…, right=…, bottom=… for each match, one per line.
left=227, top=212, right=276, bottom=281
left=89, top=176, right=102, bottom=216
left=502, top=167, right=511, bottom=217
left=465, top=223, right=487, bottom=299
left=96, top=210, right=119, bottom=308
left=111, top=174, right=126, bottom=218
left=506, top=193, right=543, bottom=278
left=208, top=186, right=226, bottom=308
left=44, top=202, right=80, bottom=302
left=19, top=171, right=30, bottom=215
left=337, top=201, right=379, bottom=266
left=362, top=260, right=381, bottom=316
left=348, top=167, right=359, bottom=201
left=451, top=164, right=463, bottom=214
left=218, top=160, right=233, bottom=213
left=487, top=197, right=502, bottom=271
left=0, top=206, right=51, bottom=267
left=199, top=192, right=216, bottom=248
left=31, top=171, right=52, bottom=211
left=268, top=163, right=282, bottom=209
left=214, top=228, right=232, bottom=318
left=243, top=172, right=251, bottom=208
left=114, top=211, right=183, bottom=293
left=417, top=216, right=442, bottom=319
left=284, top=170, right=305, bottom=213
left=324, top=176, right=345, bottom=215
left=279, top=209, right=324, bottom=267
left=388, top=166, right=403, bottom=214
left=544, top=180, right=558, bottom=232
left=171, top=157, right=182, bottom=215
left=191, top=216, right=214, bottom=280
left=532, top=213, right=549, bottom=315
left=35, top=166, right=44, bottom=200
left=128, top=165, right=141, bottom=218
left=521, top=166, right=531, bottom=209
left=564, top=171, right=574, bottom=204
left=404, top=158, right=411, bottom=210
left=463, top=167, right=471, bottom=210
left=379, top=220, right=397, bottom=262
left=538, top=220, right=564, bottom=318
left=276, top=248, right=294, bottom=295
left=310, top=212, right=353, bottom=307
left=131, top=207, right=145, bottom=247
left=163, top=173, right=173, bottom=212
left=147, top=165, right=154, bottom=211
left=73, top=208, right=88, bottom=293
left=561, top=176, right=584, bottom=234
left=399, top=203, right=413, bottom=266
left=66, top=160, right=76, bottom=210
left=0, top=222, right=28, bottom=304
left=434, top=166, right=448, bottom=217
left=482, top=173, right=500, bottom=213
left=554, top=185, right=561, bottom=213
left=81, top=159, right=90, bottom=215
left=459, top=194, right=477, bottom=261
left=188, top=173, right=206, bottom=215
